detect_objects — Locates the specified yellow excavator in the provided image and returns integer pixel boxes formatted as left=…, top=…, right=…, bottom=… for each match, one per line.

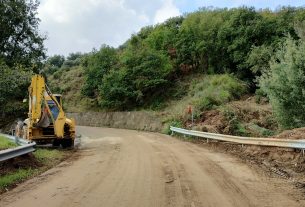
left=15, top=74, right=76, bottom=148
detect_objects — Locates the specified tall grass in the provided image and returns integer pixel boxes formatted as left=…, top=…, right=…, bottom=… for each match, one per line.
left=0, top=136, right=17, bottom=150
left=163, top=74, right=247, bottom=127
left=0, top=169, right=38, bottom=189
left=189, top=74, right=247, bottom=111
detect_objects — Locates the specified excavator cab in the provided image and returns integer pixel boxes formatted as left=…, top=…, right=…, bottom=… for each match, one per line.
left=46, top=94, right=62, bottom=122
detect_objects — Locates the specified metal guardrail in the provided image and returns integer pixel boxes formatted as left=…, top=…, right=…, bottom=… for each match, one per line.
left=0, top=143, right=36, bottom=162
left=0, top=133, right=32, bottom=145
left=0, top=133, right=36, bottom=162
left=170, top=126, right=305, bottom=149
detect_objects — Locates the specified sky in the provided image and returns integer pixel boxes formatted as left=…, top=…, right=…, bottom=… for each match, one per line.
left=37, top=0, right=305, bottom=56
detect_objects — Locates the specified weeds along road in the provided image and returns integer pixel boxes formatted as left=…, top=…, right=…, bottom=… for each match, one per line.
left=0, top=126, right=304, bottom=207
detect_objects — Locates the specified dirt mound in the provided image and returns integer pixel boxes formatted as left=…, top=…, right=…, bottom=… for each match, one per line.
left=193, top=110, right=228, bottom=133
left=189, top=96, right=278, bottom=137
left=228, top=97, right=276, bottom=130
left=275, top=127, right=305, bottom=140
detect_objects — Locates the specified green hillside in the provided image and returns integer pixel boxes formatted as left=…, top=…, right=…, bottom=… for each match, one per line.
left=44, top=7, right=305, bottom=133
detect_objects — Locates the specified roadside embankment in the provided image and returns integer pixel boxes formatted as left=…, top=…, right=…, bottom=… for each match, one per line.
left=67, top=111, right=163, bottom=132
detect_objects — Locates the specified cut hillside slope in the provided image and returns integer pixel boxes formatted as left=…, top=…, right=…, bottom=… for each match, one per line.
left=159, top=74, right=278, bottom=137
left=190, top=97, right=277, bottom=137
left=48, top=69, right=279, bottom=137
left=47, top=66, right=97, bottom=112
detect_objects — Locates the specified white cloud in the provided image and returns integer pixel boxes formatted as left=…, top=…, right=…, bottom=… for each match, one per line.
left=154, top=0, right=181, bottom=24
left=39, top=0, right=181, bottom=56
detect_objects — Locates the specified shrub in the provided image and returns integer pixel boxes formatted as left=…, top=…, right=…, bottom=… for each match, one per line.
left=162, top=119, right=183, bottom=135
left=190, top=74, right=247, bottom=111
left=259, top=36, right=305, bottom=129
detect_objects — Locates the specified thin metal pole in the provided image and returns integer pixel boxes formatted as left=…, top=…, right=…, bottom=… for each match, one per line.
left=191, top=110, right=194, bottom=127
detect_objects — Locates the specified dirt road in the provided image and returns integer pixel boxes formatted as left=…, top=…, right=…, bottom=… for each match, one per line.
left=0, top=126, right=304, bottom=207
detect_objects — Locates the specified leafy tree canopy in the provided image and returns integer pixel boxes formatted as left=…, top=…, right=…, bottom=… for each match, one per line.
left=0, top=0, right=46, bottom=70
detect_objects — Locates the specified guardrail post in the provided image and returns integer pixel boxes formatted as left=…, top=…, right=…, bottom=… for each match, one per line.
left=302, top=149, right=305, bottom=157
left=207, top=138, right=209, bottom=143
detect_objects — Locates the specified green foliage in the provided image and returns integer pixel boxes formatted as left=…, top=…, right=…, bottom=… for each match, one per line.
left=67, top=52, right=83, bottom=61
left=0, top=0, right=46, bottom=69
left=254, top=88, right=268, bottom=103
left=174, top=7, right=305, bottom=82
left=0, top=60, right=31, bottom=116
left=47, top=65, right=96, bottom=112
left=163, top=119, right=183, bottom=135
left=0, top=168, right=37, bottom=190
left=259, top=36, right=305, bottom=129
left=77, top=6, right=305, bottom=112
left=145, top=16, right=183, bottom=53
left=189, top=74, right=247, bottom=111
left=82, top=45, right=118, bottom=97
left=99, top=46, right=173, bottom=110
left=0, top=0, right=46, bottom=121
left=0, top=136, right=17, bottom=150
left=221, top=107, right=251, bottom=136
left=43, top=55, right=65, bottom=75
left=47, top=55, right=65, bottom=68
left=53, top=69, right=63, bottom=79
left=33, top=149, right=64, bottom=164
left=248, top=123, right=275, bottom=137
left=247, top=45, right=274, bottom=76
left=176, top=8, right=231, bottom=73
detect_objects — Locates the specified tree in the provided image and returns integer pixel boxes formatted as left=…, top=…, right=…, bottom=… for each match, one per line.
left=176, top=8, right=225, bottom=74
left=99, top=46, right=173, bottom=110
left=0, top=0, right=45, bottom=120
left=145, top=16, right=183, bottom=53
left=82, top=45, right=118, bottom=97
left=0, top=59, right=31, bottom=117
left=47, top=55, right=65, bottom=68
left=67, top=52, right=82, bottom=61
left=0, top=0, right=46, bottom=70
left=259, top=37, right=305, bottom=129
left=246, top=45, right=274, bottom=77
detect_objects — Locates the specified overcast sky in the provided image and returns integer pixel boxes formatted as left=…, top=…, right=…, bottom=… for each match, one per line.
left=38, top=0, right=305, bottom=56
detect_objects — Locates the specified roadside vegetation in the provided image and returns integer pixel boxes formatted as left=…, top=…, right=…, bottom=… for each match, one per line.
left=0, top=136, right=17, bottom=150
left=0, top=0, right=46, bottom=128
left=0, top=149, right=69, bottom=192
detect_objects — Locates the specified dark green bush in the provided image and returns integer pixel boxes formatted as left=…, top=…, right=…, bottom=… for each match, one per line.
left=260, top=36, right=305, bottom=129
left=98, top=46, right=173, bottom=110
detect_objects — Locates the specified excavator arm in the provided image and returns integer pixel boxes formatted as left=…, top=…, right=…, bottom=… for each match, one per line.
left=28, top=75, right=66, bottom=138
left=29, top=75, right=45, bottom=122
